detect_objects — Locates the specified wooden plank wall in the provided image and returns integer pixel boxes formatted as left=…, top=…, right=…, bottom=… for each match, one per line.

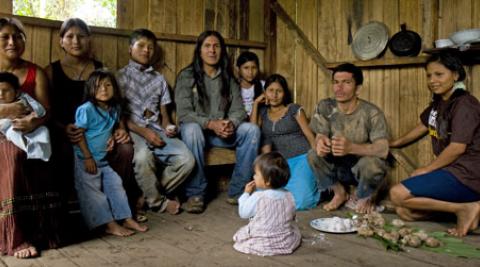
left=2, top=0, right=265, bottom=88
left=117, top=0, right=265, bottom=86
left=274, top=0, right=480, bottom=183
left=4, top=0, right=479, bottom=185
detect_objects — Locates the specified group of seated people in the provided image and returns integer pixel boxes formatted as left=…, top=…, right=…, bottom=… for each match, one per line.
left=0, top=16, right=479, bottom=259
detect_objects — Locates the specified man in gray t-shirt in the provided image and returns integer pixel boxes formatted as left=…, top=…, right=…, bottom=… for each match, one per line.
left=308, top=63, right=389, bottom=213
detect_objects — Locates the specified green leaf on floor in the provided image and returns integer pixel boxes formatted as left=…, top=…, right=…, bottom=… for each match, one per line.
left=420, top=232, right=480, bottom=258
left=372, top=234, right=403, bottom=252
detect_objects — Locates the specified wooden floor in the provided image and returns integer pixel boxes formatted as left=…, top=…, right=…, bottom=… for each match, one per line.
left=2, top=193, right=479, bottom=267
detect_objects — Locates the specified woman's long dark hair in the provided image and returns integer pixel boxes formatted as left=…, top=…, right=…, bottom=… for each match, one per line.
left=236, top=51, right=263, bottom=99
left=425, top=52, right=467, bottom=141
left=84, top=69, right=123, bottom=118
left=59, top=18, right=91, bottom=37
left=191, top=30, right=232, bottom=112
left=426, top=52, right=466, bottom=104
left=264, top=74, right=293, bottom=105
left=0, top=17, right=26, bottom=41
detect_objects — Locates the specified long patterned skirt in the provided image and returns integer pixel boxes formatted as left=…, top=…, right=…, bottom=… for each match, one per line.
left=0, top=134, right=62, bottom=255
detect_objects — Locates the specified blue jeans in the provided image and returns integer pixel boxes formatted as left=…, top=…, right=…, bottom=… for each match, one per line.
left=130, top=130, right=195, bottom=211
left=74, top=156, right=132, bottom=229
left=180, top=122, right=260, bottom=198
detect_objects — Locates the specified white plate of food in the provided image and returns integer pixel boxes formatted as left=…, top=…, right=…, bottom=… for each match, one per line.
left=310, top=217, right=357, bottom=233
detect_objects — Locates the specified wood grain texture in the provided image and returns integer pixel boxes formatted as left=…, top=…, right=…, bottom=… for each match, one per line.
left=2, top=195, right=480, bottom=266
left=0, top=0, right=12, bottom=13
left=31, top=26, right=51, bottom=67
left=6, top=0, right=480, bottom=185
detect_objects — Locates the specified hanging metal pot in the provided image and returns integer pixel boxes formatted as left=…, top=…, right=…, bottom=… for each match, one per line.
left=351, top=21, right=390, bottom=60
left=389, top=24, right=422, bottom=57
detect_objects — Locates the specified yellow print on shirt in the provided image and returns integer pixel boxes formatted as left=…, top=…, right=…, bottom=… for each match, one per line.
left=428, top=127, right=438, bottom=138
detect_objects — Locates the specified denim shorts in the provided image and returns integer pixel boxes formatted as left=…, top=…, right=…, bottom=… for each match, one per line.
left=401, top=169, right=480, bottom=203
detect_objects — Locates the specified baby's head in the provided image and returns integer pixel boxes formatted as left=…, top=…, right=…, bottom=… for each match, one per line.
left=0, top=72, right=19, bottom=104
left=253, top=152, right=290, bottom=189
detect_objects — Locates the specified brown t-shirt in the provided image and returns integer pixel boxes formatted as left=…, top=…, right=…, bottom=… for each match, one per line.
left=309, top=98, right=389, bottom=144
left=420, top=92, right=480, bottom=193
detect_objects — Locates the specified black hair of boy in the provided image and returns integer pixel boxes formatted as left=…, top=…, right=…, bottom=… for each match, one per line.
left=129, top=28, right=157, bottom=46
left=332, top=63, right=363, bottom=86
left=254, top=151, right=290, bottom=189
left=0, top=72, right=20, bottom=90
left=264, top=74, right=293, bottom=105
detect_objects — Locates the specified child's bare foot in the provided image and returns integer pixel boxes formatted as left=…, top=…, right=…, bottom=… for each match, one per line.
left=123, top=218, right=148, bottom=232
left=323, top=183, right=348, bottom=211
left=165, top=199, right=181, bottom=215
left=449, top=202, right=480, bottom=237
left=14, top=246, right=38, bottom=259
left=105, top=221, right=135, bottom=236
left=356, top=196, right=375, bottom=214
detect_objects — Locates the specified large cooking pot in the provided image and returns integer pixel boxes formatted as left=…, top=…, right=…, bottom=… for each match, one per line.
left=389, top=24, right=422, bottom=56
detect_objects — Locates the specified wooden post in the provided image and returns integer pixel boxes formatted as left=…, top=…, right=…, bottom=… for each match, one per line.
left=0, top=0, right=12, bottom=13
left=264, top=0, right=276, bottom=75
left=239, top=0, right=249, bottom=41
left=270, top=1, right=330, bottom=77
left=270, top=2, right=330, bottom=76
left=117, top=0, right=134, bottom=29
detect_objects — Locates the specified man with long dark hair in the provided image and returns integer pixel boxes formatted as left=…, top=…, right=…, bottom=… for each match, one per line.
left=175, top=31, right=260, bottom=213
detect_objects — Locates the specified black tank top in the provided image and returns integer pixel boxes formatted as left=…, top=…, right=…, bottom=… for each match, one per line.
left=50, top=60, right=103, bottom=125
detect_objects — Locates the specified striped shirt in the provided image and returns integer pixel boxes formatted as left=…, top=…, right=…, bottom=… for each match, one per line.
left=233, top=189, right=301, bottom=256
left=117, top=60, right=171, bottom=131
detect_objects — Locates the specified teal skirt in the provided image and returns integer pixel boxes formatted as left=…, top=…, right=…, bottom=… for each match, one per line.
left=284, top=153, right=320, bottom=210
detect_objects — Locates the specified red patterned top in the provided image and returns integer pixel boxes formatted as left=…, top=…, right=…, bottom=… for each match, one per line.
left=19, top=62, right=36, bottom=97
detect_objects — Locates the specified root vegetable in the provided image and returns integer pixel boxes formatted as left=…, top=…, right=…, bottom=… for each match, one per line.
left=391, top=219, right=405, bottom=228
left=407, top=235, right=422, bottom=248
left=358, top=226, right=374, bottom=237
left=413, top=230, right=428, bottom=241
left=425, top=237, right=441, bottom=248
left=385, top=231, right=399, bottom=243
left=398, top=227, right=413, bottom=237
left=374, top=228, right=387, bottom=238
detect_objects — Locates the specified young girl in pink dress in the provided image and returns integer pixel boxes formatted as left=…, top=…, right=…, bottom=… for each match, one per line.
left=233, top=152, right=301, bottom=256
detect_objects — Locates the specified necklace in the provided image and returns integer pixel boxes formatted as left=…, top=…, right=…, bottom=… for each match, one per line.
left=62, top=60, right=91, bottom=80
left=76, top=61, right=90, bottom=80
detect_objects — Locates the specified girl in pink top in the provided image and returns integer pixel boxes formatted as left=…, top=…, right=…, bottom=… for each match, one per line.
left=233, top=152, right=301, bottom=256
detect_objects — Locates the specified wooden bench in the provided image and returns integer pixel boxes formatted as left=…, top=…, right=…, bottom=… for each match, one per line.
left=205, top=147, right=236, bottom=166
left=205, top=147, right=416, bottom=168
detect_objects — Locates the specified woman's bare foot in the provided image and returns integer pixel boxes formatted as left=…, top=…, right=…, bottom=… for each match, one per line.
left=449, top=202, right=480, bottom=237
left=14, top=246, right=38, bottom=259
left=356, top=197, right=375, bottom=214
left=123, top=218, right=148, bottom=232
left=165, top=199, right=181, bottom=215
left=105, top=221, right=135, bottom=237
left=323, top=183, right=348, bottom=211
